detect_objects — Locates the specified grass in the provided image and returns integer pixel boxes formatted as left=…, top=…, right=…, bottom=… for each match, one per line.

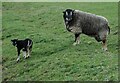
left=2, top=2, right=118, bottom=81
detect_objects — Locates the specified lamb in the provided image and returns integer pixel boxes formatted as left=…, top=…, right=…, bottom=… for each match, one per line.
left=63, top=9, right=110, bottom=51
left=11, top=38, right=33, bottom=62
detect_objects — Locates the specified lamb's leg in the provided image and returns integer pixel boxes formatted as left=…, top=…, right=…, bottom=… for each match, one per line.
left=26, top=44, right=32, bottom=58
left=16, top=49, right=20, bottom=62
left=27, top=48, right=30, bottom=58
left=23, top=51, right=27, bottom=59
left=22, top=48, right=27, bottom=59
left=73, top=33, right=80, bottom=46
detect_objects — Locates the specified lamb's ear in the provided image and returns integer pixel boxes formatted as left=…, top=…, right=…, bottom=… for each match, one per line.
left=15, top=39, right=18, bottom=42
left=11, top=40, right=13, bottom=42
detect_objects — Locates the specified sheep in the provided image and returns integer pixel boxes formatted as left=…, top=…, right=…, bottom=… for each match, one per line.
left=63, top=9, right=110, bottom=51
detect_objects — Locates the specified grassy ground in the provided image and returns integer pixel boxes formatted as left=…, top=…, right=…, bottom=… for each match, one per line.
left=2, top=2, right=118, bottom=81
left=0, top=2, right=2, bottom=83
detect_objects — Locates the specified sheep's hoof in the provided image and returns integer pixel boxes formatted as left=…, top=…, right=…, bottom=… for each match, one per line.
left=73, top=41, right=80, bottom=46
left=16, top=59, right=19, bottom=63
left=23, top=56, right=27, bottom=58
left=25, top=57, right=28, bottom=59
left=24, top=56, right=27, bottom=59
left=73, top=42, right=77, bottom=46
left=77, top=41, right=80, bottom=44
left=16, top=57, right=20, bottom=62
left=102, top=47, right=108, bottom=51
left=27, top=56, right=30, bottom=58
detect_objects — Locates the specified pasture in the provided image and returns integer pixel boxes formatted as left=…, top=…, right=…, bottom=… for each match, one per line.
left=2, top=2, right=118, bottom=81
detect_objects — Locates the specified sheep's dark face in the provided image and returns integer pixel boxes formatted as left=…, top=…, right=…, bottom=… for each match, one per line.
left=11, top=39, right=18, bottom=46
left=63, top=9, right=74, bottom=22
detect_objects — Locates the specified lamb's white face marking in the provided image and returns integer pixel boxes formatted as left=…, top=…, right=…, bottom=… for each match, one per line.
left=14, top=41, right=17, bottom=46
left=23, top=51, right=27, bottom=58
left=12, top=41, right=17, bottom=46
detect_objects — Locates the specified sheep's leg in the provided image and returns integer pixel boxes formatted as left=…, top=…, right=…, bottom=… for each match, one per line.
left=99, top=31, right=108, bottom=51
left=95, top=35, right=101, bottom=42
left=102, top=39, right=108, bottom=51
left=73, top=33, right=80, bottom=46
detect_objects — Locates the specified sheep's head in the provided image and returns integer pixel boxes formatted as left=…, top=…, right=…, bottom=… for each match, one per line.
left=63, top=9, right=75, bottom=22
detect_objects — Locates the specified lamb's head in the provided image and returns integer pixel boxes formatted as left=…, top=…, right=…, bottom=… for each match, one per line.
left=63, top=9, right=75, bottom=23
left=11, top=39, right=18, bottom=46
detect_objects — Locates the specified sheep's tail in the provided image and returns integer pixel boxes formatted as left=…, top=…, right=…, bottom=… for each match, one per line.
left=108, top=25, right=110, bottom=34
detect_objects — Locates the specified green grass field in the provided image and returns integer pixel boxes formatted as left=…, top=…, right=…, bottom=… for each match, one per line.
left=2, top=2, right=118, bottom=81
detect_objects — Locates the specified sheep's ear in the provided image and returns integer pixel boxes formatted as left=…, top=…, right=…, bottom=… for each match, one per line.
left=63, top=11, right=65, bottom=13
left=72, top=9, right=75, bottom=12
